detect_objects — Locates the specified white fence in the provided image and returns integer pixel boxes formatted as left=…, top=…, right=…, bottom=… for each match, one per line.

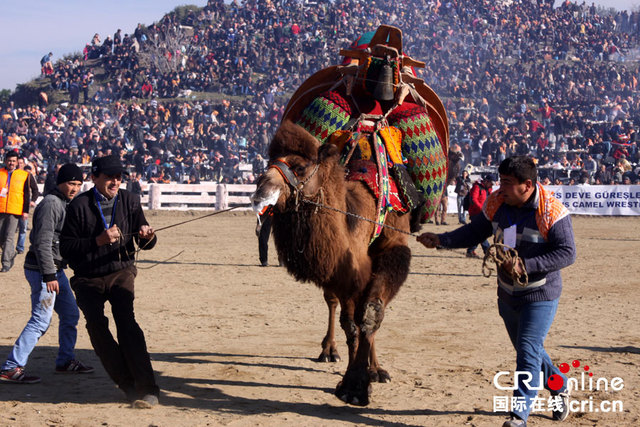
left=144, top=183, right=255, bottom=210
left=36, top=183, right=640, bottom=215
left=37, top=182, right=256, bottom=210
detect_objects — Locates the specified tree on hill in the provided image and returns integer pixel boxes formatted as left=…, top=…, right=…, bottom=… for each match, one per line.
left=137, top=24, right=190, bottom=75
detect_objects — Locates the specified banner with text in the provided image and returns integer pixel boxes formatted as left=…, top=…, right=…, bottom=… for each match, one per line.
left=446, top=185, right=640, bottom=216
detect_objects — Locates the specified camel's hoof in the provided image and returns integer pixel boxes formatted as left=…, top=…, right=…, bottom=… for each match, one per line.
left=317, top=350, right=341, bottom=363
left=335, top=367, right=372, bottom=406
left=369, top=368, right=391, bottom=383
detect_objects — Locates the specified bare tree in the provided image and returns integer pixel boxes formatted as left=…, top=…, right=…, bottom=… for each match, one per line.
left=137, top=25, right=192, bottom=74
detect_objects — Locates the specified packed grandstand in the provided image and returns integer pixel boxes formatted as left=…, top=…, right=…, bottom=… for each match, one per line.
left=1, top=0, right=640, bottom=186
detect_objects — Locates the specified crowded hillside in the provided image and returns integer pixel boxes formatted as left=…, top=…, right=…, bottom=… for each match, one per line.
left=2, top=0, right=640, bottom=186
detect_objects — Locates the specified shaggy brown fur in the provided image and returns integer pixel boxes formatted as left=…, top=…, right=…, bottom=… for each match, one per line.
left=252, top=120, right=412, bottom=406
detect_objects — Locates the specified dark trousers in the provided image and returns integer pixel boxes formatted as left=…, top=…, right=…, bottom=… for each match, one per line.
left=258, top=215, right=272, bottom=265
left=0, top=213, right=19, bottom=270
left=71, top=266, right=159, bottom=398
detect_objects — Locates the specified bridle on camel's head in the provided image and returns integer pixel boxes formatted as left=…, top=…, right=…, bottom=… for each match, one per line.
left=269, top=157, right=323, bottom=210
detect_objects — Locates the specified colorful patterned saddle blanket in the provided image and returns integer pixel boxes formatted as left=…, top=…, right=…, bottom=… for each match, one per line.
left=346, top=159, right=408, bottom=214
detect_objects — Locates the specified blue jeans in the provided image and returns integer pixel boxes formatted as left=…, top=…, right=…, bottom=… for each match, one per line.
left=498, top=298, right=566, bottom=421
left=1, top=269, right=79, bottom=370
left=16, top=216, right=27, bottom=253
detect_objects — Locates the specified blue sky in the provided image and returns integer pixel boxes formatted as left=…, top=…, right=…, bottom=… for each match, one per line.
left=0, top=0, right=637, bottom=91
left=0, top=1, right=207, bottom=91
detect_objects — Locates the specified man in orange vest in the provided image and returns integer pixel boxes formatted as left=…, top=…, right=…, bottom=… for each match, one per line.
left=0, top=151, right=34, bottom=272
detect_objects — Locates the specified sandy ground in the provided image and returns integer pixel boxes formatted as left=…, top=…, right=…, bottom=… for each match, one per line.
left=0, top=211, right=638, bottom=427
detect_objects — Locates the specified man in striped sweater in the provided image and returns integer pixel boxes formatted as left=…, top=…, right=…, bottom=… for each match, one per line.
left=417, top=156, right=576, bottom=427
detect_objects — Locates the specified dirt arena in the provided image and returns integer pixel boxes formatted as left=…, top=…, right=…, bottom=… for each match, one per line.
left=0, top=212, right=638, bottom=426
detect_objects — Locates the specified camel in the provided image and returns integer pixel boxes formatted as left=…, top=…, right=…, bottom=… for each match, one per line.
left=251, top=119, right=413, bottom=406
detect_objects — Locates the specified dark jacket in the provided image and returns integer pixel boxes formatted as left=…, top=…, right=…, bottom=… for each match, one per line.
left=60, top=188, right=156, bottom=278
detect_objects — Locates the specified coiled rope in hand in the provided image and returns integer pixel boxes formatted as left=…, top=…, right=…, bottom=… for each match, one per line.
left=481, top=243, right=529, bottom=287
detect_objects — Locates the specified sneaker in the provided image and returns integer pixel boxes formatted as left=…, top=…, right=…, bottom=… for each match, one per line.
left=0, top=367, right=41, bottom=384
left=55, top=359, right=95, bottom=374
left=466, top=250, right=479, bottom=258
left=552, top=390, right=570, bottom=421
left=441, top=221, right=448, bottom=225
left=502, top=415, right=526, bottom=427
left=132, top=394, right=159, bottom=409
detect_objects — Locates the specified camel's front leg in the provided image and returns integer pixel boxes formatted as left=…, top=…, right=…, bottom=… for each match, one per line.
left=335, top=297, right=369, bottom=404
left=368, top=336, right=390, bottom=383
left=336, top=244, right=411, bottom=406
left=318, top=290, right=341, bottom=362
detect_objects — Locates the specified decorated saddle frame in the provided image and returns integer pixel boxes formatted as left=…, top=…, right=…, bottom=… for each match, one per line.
left=281, top=25, right=450, bottom=243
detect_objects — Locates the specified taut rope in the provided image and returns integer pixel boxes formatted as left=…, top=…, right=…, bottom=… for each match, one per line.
left=121, top=206, right=241, bottom=267
left=302, top=197, right=529, bottom=286
left=300, top=198, right=417, bottom=237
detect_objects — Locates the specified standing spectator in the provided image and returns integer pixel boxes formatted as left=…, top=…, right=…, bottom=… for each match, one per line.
left=40, top=52, right=53, bottom=76
left=465, top=173, right=495, bottom=258
left=81, top=75, right=90, bottom=104
left=0, top=164, right=93, bottom=384
left=16, top=160, right=40, bottom=255
left=454, top=169, right=471, bottom=224
left=417, top=156, right=574, bottom=427
left=43, top=164, right=62, bottom=197
left=69, top=79, right=80, bottom=105
left=1, top=151, right=34, bottom=272
left=434, top=179, right=452, bottom=226
left=126, top=172, right=143, bottom=197
left=60, top=155, right=159, bottom=408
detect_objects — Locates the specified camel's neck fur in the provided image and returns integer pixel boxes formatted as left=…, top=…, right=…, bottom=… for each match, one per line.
left=272, top=157, right=372, bottom=287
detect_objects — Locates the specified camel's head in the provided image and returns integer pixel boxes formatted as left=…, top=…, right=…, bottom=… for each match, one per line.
left=251, top=120, right=340, bottom=213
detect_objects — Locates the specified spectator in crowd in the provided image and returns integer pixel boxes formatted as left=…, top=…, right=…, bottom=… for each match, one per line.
left=15, top=158, right=40, bottom=254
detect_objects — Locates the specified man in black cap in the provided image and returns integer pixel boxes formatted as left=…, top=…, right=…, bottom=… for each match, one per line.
left=60, top=154, right=160, bottom=408
left=1, top=164, right=94, bottom=384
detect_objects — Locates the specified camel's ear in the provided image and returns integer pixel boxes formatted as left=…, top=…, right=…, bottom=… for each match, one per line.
left=318, top=142, right=340, bottom=163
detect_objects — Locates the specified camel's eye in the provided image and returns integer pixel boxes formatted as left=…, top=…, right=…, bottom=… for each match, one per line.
left=293, top=163, right=307, bottom=176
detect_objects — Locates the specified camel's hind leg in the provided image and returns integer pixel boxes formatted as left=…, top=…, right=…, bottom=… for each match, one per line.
left=318, top=290, right=341, bottom=362
left=335, top=244, right=411, bottom=406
